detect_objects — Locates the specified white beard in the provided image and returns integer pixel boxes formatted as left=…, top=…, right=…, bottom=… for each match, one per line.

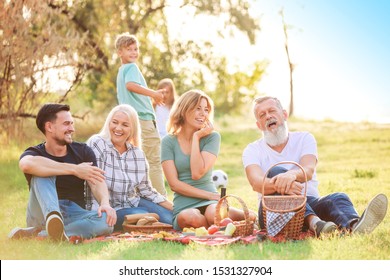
left=263, top=121, right=289, bottom=147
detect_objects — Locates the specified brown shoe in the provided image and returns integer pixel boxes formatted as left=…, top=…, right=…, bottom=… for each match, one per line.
left=8, top=227, right=41, bottom=239
left=46, top=214, right=69, bottom=242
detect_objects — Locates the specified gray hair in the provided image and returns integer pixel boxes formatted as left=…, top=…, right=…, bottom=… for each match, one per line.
left=253, top=96, right=284, bottom=118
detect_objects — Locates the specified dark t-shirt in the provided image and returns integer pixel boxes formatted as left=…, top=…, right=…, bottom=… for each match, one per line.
left=20, top=142, right=97, bottom=208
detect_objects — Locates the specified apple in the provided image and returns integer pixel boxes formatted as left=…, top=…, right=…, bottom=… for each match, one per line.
left=207, top=225, right=219, bottom=235
left=220, top=217, right=233, bottom=227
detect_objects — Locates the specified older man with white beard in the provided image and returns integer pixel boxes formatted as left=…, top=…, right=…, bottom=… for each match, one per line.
left=242, top=96, right=388, bottom=236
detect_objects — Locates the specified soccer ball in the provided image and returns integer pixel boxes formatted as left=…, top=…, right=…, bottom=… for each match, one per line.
left=212, top=170, right=228, bottom=189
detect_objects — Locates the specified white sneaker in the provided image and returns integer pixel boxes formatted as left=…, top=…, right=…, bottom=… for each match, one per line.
left=46, top=214, right=69, bottom=242
left=352, top=194, right=388, bottom=234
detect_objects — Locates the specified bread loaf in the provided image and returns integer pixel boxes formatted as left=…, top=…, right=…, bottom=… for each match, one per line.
left=136, top=218, right=149, bottom=226
left=124, top=213, right=160, bottom=224
left=136, top=216, right=159, bottom=226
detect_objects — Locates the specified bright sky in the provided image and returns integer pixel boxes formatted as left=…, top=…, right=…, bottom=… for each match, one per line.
left=253, top=0, right=390, bottom=123
left=166, top=0, right=390, bottom=123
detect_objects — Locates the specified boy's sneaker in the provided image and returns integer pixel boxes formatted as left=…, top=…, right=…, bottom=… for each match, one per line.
left=352, top=194, right=388, bottom=234
left=314, top=220, right=337, bottom=237
left=8, top=227, right=40, bottom=239
left=46, top=214, right=69, bottom=242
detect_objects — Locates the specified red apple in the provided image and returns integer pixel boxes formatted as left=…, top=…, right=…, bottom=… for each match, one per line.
left=220, top=217, right=233, bottom=227
left=207, top=225, right=219, bottom=235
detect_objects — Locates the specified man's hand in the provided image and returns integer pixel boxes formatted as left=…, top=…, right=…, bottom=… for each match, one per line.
left=270, top=172, right=301, bottom=195
left=74, top=162, right=105, bottom=185
left=284, top=181, right=304, bottom=195
left=97, top=204, right=117, bottom=227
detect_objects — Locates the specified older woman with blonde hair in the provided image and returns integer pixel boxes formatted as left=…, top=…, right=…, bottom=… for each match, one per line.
left=86, top=104, right=173, bottom=231
left=161, top=89, right=255, bottom=231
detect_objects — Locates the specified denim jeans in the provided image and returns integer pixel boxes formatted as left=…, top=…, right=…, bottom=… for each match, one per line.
left=115, top=198, right=173, bottom=231
left=27, top=176, right=113, bottom=238
left=258, top=166, right=359, bottom=230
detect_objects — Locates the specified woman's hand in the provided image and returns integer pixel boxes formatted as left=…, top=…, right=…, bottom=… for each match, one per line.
left=208, top=192, right=221, bottom=201
left=159, top=200, right=174, bottom=211
left=194, top=119, right=214, bottom=140
left=98, top=204, right=117, bottom=227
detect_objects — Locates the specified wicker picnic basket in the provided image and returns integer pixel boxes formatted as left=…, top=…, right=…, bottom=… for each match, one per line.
left=261, top=161, right=307, bottom=239
left=214, top=194, right=254, bottom=237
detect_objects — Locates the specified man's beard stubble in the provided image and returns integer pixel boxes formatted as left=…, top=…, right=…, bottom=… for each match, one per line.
left=54, top=133, right=73, bottom=146
left=263, top=121, right=289, bottom=147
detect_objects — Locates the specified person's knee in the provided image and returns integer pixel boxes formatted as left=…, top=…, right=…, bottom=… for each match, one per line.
left=321, top=192, right=351, bottom=209
left=204, top=204, right=216, bottom=222
left=178, top=209, right=205, bottom=228
left=330, top=192, right=351, bottom=202
left=267, top=166, right=288, bottom=178
left=91, top=212, right=114, bottom=235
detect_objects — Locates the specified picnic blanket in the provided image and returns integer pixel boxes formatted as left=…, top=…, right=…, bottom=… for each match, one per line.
left=67, top=229, right=313, bottom=245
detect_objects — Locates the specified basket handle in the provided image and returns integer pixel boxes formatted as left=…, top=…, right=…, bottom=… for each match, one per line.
left=214, top=194, right=251, bottom=227
left=261, top=161, right=308, bottom=198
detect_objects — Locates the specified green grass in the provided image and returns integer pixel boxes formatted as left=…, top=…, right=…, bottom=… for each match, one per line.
left=1, top=117, right=390, bottom=260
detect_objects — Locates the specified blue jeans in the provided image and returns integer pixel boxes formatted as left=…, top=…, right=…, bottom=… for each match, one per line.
left=258, top=166, right=359, bottom=230
left=27, top=176, right=113, bottom=238
left=115, top=198, right=173, bottom=231
left=306, top=194, right=359, bottom=229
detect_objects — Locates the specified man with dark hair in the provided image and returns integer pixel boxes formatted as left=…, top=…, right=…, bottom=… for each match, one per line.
left=8, top=103, right=117, bottom=241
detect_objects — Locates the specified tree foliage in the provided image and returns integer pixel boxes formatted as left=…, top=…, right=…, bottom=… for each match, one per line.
left=0, top=0, right=86, bottom=120
left=0, top=0, right=266, bottom=130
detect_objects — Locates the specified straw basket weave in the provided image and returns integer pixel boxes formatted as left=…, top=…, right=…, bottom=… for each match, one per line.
left=262, top=161, right=307, bottom=239
left=214, top=194, right=254, bottom=237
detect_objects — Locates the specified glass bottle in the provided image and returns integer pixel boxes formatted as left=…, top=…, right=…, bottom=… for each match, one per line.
left=219, top=187, right=229, bottom=219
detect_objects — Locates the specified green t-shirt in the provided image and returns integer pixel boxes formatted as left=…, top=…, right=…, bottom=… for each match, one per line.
left=161, top=132, right=221, bottom=219
left=116, top=63, right=155, bottom=121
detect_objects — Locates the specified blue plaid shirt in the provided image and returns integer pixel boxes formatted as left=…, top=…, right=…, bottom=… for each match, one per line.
left=85, top=135, right=166, bottom=210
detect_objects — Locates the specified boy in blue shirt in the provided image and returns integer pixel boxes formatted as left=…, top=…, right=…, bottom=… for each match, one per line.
left=115, top=33, right=167, bottom=196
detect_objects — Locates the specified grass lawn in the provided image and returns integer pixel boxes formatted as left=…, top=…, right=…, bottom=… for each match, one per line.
left=1, top=116, right=390, bottom=260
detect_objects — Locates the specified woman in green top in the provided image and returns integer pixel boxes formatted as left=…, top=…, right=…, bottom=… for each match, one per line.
left=161, top=89, right=254, bottom=230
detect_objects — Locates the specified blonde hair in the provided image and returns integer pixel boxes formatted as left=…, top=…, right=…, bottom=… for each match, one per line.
left=115, top=32, right=139, bottom=50
left=167, top=89, right=214, bottom=135
left=157, top=78, right=177, bottom=108
left=94, top=104, right=141, bottom=147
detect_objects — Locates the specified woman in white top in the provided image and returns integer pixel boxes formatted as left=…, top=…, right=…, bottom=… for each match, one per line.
left=154, top=78, right=178, bottom=138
